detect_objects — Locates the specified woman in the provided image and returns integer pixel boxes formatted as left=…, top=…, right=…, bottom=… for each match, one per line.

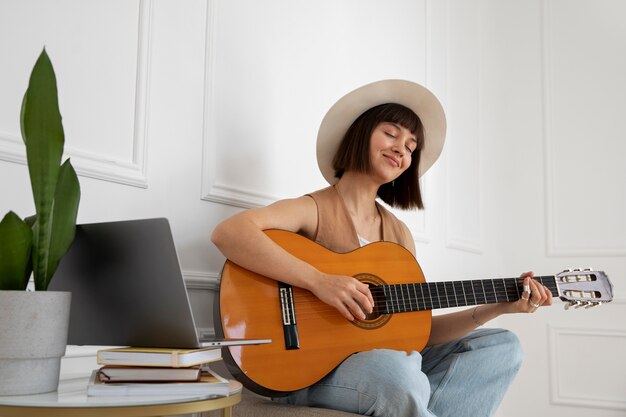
left=211, top=79, right=552, bottom=417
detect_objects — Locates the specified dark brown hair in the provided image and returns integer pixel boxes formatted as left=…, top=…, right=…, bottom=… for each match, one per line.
left=332, top=103, right=425, bottom=209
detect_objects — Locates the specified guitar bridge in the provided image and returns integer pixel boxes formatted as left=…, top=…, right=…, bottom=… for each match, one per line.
left=279, top=283, right=300, bottom=350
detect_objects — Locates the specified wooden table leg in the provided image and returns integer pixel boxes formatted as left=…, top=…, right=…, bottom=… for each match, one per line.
left=221, top=406, right=233, bottom=417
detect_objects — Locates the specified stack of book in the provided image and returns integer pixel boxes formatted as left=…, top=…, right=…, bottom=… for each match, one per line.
left=87, top=346, right=228, bottom=397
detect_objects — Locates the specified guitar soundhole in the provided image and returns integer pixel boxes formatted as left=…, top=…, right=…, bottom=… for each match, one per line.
left=352, top=273, right=391, bottom=330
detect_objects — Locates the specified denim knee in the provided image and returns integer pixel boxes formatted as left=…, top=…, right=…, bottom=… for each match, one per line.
left=295, top=349, right=433, bottom=416
left=355, top=349, right=432, bottom=416
left=492, top=329, right=524, bottom=373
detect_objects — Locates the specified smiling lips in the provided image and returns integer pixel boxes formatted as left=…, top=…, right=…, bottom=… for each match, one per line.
left=383, top=154, right=401, bottom=168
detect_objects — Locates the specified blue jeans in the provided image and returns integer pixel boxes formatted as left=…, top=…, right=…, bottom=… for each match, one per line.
left=274, top=328, right=523, bottom=417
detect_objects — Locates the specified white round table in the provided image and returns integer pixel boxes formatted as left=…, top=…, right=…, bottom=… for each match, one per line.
left=0, top=376, right=242, bottom=417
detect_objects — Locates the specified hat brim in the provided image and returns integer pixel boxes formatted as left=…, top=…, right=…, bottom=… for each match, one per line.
left=316, top=79, right=446, bottom=185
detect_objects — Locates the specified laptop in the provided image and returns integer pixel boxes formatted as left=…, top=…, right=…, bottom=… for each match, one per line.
left=49, top=217, right=269, bottom=348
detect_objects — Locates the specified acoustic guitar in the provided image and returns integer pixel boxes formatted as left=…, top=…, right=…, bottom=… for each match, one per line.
left=214, top=229, right=613, bottom=397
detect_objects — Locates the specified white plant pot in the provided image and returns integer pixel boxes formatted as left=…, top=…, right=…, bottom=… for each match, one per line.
left=0, top=291, right=71, bottom=395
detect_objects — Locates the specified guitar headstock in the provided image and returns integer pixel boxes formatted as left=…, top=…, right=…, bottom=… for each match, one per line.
left=556, top=268, right=613, bottom=309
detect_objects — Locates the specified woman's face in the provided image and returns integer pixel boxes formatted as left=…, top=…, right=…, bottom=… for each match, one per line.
left=368, top=121, right=417, bottom=183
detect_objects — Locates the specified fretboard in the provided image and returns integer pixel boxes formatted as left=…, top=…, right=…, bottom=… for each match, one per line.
left=371, top=276, right=559, bottom=314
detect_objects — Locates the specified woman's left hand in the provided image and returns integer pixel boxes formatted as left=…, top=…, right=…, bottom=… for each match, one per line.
left=508, top=271, right=553, bottom=313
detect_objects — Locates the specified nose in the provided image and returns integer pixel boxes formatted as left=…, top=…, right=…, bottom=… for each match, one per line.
left=391, top=143, right=406, bottom=157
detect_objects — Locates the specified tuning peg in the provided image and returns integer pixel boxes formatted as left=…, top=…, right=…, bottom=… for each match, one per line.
left=562, top=268, right=573, bottom=273
left=583, top=267, right=593, bottom=271
left=574, top=301, right=585, bottom=309
left=573, top=268, right=582, bottom=272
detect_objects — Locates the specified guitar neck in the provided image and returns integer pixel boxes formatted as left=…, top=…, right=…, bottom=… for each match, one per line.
left=373, top=276, right=559, bottom=313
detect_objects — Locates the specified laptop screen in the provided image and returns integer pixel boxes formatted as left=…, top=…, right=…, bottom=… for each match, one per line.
left=49, top=218, right=202, bottom=348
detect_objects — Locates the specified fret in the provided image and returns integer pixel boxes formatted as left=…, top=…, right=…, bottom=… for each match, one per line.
left=411, top=284, right=420, bottom=311
left=423, top=284, right=431, bottom=310
left=420, top=283, right=427, bottom=311
left=515, top=278, right=522, bottom=301
left=401, top=285, right=408, bottom=312
left=442, top=282, right=450, bottom=307
left=406, top=284, right=419, bottom=311
left=492, top=279, right=505, bottom=302
left=478, top=280, right=487, bottom=304
left=410, top=284, right=418, bottom=311
left=470, top=281, right=478, bottom=305
left=426, top=283, right=435, bottom=310
left=537, top=275, right=558, bottom=296
left=440, top=282, right=448, bottom=308
left=428, top=283, right=436, bottom=309
left=483, top=280, right=497, bottom=304
left=433, top=283, right=442, bottom=309
left=390, top=284, right=398, bottom=312
left=400, top=284, right=410, bottom=312
left=426, top=283, right=434, bottom=310
left=469, top=281, right=476, bottom=304
left=502, top=279, right=509, bottom=301
left=392, top=285, right=400, bottom=313
left=471, top=281, right=485, bottom=304
left=396, top=284, right=404, bottom=312
left=403, top=284, right=411, bottom=312
left=437, top=282, right=449, bottom=308
left=460, top=281, right=469, bottom=306
left=383, top=285, right=393, bottom=314
left=505, top=279, right=520, bottom=301
left=411, top=284, right=421, bottom=311
left=462, top=281, right=476, bottom=306
left=444, top=282, right=458, bottom=307
left=491, top=280, right=498, bottom=302
left=449, top=281, right=459, bottom=307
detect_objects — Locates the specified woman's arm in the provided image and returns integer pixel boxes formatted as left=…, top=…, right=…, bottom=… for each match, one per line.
left=211, top=196, right=374, bottom=321
left=426, top=272, right=553, bottom=346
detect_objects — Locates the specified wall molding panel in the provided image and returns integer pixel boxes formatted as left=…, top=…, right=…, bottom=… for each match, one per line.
left=184, top=269, right=220, bottom=291
left=548, top=325, right=626, bottom=411
left=199, top=0, right=280, bottom=209
left=541, top=0, right=626, bottom=257
left=444, top=0, right=483, bottom=255
left=0, top=0, right=153, bottom=189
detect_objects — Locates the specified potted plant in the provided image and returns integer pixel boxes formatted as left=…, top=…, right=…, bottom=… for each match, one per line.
left=0, top=48, right=80, bottom=395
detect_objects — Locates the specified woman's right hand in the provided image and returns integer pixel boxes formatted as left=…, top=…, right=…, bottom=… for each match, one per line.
left=310, top=273, right=375, bottom=321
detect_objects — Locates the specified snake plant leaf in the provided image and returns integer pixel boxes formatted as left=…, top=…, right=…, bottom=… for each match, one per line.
left=0, top=211, right=33, bottom=290
left=34, top=159, right=80, bottom=290
left=21, top=48, right=64, bottom=214
left=24, top=214, right=37, bottom=227
left=20, top=48, right=73, bottom=290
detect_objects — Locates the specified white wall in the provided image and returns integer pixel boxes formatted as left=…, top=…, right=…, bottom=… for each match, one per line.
left=0, top=1, right=623, bottom=415
left=483, top=1, right=626, bottom=415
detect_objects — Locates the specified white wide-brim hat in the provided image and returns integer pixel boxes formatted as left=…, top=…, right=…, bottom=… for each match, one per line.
left=316, top=79, right=447, bottom=185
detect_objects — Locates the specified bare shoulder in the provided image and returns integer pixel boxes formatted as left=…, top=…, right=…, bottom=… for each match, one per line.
left=246, top=195, right=318, bottom=237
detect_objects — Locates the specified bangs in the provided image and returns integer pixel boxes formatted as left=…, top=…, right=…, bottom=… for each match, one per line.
left=378, top=103, right=422, bottom=137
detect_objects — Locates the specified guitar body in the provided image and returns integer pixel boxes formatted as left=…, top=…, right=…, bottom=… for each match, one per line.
left=215, top=229, right=431, bottom=396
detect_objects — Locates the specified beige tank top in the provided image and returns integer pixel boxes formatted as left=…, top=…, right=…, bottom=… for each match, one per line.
left=306, top=186, right=413, bottom=254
